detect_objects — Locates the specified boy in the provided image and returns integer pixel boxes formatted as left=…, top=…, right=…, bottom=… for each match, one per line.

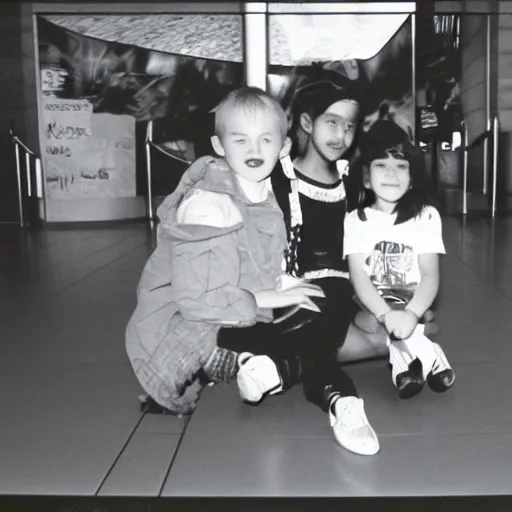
left=217, top=78, right=380, bottom=456
left=125, top=86, right=321, bottom=415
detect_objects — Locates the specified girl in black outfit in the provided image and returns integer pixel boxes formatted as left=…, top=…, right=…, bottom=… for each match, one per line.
left=217, top=78, right=380, bottom=456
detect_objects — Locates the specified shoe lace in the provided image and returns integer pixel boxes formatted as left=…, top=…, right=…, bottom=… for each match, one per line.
left=337, top=399, right=367, bottom=431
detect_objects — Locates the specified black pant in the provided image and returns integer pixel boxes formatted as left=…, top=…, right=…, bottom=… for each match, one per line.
left=218, top=277, right=358, bottom=412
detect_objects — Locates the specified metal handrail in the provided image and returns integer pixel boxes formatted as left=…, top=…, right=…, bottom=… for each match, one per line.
left=462, top=121, right=468, bottom=215
left=461, top=116, right=499, bottom=217
left=492, top=116, right=499, bottom=217
left=145, top=121, right=154, bottom=223
left=147, top=140, right=191, bottom=165
left=464, top=129, right=491, bottom=152
left=9, top=127, right=36, bottom=157
left=9, top=124, right=46, bottom=227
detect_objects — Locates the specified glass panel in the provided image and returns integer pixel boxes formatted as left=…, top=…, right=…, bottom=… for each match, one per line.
left=41, top=14, right=243, bottom=62
left=268, top=13, right=414, bottom=155
left=417, top=12, right=463, bottom=200
left=269, top=13, right=411, bottom=63
left=497, top=14, right=512, bottom=213
left=458, top=14, right=488, bottom=147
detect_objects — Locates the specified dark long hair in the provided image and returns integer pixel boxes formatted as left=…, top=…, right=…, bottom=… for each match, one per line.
left=351, top=120, right=434, bottom=225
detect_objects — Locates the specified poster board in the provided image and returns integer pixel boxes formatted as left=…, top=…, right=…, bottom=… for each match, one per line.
left=41, top=97, right=136, bottom=200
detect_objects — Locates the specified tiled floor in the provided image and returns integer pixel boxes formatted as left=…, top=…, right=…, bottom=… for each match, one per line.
left=1, top=215, right=512, bottom=510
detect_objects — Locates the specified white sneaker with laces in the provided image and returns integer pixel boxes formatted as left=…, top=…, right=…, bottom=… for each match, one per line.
left=236, top=352, right=283, bottom=403
left=329, top=396, right=380, bottom=456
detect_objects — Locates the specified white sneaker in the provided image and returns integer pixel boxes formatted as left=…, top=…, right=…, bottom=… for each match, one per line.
left=237, top=352, right=282, bottom=403
left=329, top=396, right=380, bottom=456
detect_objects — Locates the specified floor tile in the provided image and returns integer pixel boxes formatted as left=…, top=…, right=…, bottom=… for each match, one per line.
left=163, top=429, right=512, bottom=497
left=137, top=414, right=189, bottom=435
left=98, top=432, right=180, bottom=497
left=0, top=362, right=143, bottom=494
left=2, top=216, right=512, bottom=498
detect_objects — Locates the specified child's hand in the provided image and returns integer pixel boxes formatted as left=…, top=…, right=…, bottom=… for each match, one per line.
left=170, top=379, right=202, bottom=415
left=276, top=274, right=321, bottom=292
left=280, top=285, right=326, bottom=312
left=255, top=284, right=325, bottom=312
left=384, top=310, right=418, bottom=340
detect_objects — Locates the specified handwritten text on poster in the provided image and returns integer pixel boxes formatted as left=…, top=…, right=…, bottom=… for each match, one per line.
left=42, top=97, right=136, bottom=199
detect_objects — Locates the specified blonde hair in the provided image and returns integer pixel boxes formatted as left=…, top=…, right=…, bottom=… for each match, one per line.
left=214, top=86, right=288, bottom=139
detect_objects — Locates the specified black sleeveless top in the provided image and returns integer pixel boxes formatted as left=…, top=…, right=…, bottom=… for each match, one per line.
left=271, top=165, right=349, bottom=277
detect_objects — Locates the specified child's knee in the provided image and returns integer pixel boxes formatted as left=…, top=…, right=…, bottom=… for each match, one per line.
left=338, top=322, right=388, bottom=363
left=353, top=310, right=384, bottom=335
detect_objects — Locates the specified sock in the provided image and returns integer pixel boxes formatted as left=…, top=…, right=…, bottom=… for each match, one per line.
left=237, top=352, right=254, bottom=367
left=388, top=338, right=416, bottom=383
left=431, top=342, right=454, bottom=376
left=203, top=347, right=238, bottom=383
left=329, top=394, right=361, bottom=421
left=401, top=325, right=437, bottom=379
left=329, top=392, right=342, bottom=415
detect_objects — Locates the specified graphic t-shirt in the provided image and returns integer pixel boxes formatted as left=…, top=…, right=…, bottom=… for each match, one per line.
left=343, top=206, right=445, bottom=302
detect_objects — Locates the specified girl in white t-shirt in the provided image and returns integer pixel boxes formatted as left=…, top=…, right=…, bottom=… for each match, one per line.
left=344, top=120, right=455, bottom=398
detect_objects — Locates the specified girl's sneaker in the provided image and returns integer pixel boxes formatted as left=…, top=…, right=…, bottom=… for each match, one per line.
left=388, top=340, right=425, bottom=399
left=329, top=396, right=380, bottom=456
left=236, top=352, right=283, bottom=403
left=399, top=328, right=455, bottom=393
left=427, top=343, right=456, bottom=392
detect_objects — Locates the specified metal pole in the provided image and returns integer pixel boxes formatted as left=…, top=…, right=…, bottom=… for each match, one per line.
left=35, top=157, right=43, bottom=198
left=462, top=123, right=468, bottom=215
left=14, top=143, right=25, bottom=227
left=33, top=12, right=48, bottom=223
left=491, top=115, right=499, bottom=217
left=411, top=13, right=416, bottom=144
left=489, top=210, right=496, bottom=279
left=35, top=158, right=47, bottom=226
left=483, top=13, right=491, bottom=195
left=461, top=210, right=467, bottom=250
left=145, top=120, right=154, bottom=223
left=25, top=152, right=32, bottom=198
left=244, top=2, right=267, bottom=90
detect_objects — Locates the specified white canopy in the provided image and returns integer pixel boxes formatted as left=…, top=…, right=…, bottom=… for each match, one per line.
left=272, top=14, right=411, bottom=65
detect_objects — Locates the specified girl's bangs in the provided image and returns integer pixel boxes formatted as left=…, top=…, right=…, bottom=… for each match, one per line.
left=367, top=143, right=411, bottom=163
left=385, top=145, right=409, bottom=160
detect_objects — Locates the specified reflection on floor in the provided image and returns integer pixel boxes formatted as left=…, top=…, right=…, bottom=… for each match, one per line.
left=0, top=216, right=511, bottom=510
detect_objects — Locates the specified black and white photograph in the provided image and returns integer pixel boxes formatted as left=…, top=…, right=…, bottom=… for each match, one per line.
left=1, top=3, right=512, bottom=512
